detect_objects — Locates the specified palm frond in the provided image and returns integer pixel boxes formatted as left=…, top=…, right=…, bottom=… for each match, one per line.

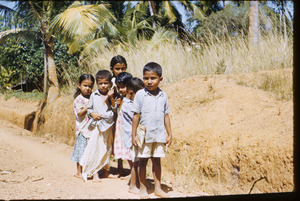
left=67, top=39, right=81, bottom=55
left=94, top=4, right=116, bottom=23
left=0, top=28, right=36, bottom=45
left=102, top=19, right=119, bottom=37
left=80, top=37, right=108, bottom=59
left=191, top=3, right=205, bottom=21
left=50, top=2, right=100, bottom=39
left=149, top=27, right=177, bottom=49
left=162, top=1, right=177, bottom=23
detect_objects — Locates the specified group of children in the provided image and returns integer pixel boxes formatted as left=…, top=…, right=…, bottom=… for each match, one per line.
left=70, top=55, right=172, bottom=198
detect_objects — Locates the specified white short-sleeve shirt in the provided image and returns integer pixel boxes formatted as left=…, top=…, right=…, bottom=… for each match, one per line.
left=132, top=88, right=170, bottom=143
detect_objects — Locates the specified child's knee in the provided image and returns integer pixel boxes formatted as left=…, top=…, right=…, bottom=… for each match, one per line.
left=139, top=158, right=148, bottom=166
left=151, top=157, right=161, bottom=164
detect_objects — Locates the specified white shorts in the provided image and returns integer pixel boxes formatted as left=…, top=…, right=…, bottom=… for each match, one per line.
left=137, top=142, right=166, bottom=158
left=130, top=146, right=139, bottom=162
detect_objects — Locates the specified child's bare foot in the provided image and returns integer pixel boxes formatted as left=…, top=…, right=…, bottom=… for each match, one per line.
left=74, top=174, right=82, bottom=179
left=154, top=189, right=168, bottom=198
left=102, top=170, right=118, bottom=179
left=128, top=186, right=139, bottom=194
left=92, top=174, right=101, bottom=183
left=119, top=174, right=130, bottom=180
left=140, top=189, right=149, bottom=199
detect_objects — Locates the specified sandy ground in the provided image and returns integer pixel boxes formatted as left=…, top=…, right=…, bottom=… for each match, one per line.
left=0, top=68, right=293, bottom=198
left=0, top=118, right=194, bottom=199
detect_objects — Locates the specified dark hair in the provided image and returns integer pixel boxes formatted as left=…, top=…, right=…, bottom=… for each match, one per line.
left=95, top=70, right=112, bottom=82
left=143, top=62, right=162, bottom=77
left=74, top=74, right=95, bottom=99
left=116, top=72, right=133, bottom=85
left=110, top=55, right=127, bottom=69
left=126, top=77, right=144, bottom=93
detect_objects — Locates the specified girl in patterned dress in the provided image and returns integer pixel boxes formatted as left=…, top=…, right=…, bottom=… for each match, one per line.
left=114, top=72, right=133, bottom=177
left=71, top=74, right=95, bottom=178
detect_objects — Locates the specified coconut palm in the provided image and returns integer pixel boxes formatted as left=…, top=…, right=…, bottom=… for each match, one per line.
left=50, top=1, right=118, bottom=59
left=119, top=1, right=154, bottom=45
left=248, top=1, right=260, bottom=49
left=0, top=1, right=116, bottom=104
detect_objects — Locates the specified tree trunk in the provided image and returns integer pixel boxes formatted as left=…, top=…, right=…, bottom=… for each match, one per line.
left=281, top=6, right=287, bottom=44
left=44, top=40, right=59, bottom=104
left=148, top=1, right=156, bottom=28
left=44, top=50, right=47, bottom=94
left=248, top=1, right=259, bottom=50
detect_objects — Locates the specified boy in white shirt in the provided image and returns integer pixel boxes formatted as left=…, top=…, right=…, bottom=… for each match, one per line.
left=132, top=62, right=173, bottom=198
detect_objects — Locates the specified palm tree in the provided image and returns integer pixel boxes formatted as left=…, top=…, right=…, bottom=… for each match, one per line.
left=0, top=1, right=116, bottom=104
left=120, top=1, right=154, bottom=45
left=50, top=1, right=118, bottom=59
left=248, top=1, right=260, bottom=49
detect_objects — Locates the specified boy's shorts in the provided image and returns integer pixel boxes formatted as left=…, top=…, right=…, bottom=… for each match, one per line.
left=131, top=146, right=139, bottom=162
left=137, top=142, right=166, bottom=158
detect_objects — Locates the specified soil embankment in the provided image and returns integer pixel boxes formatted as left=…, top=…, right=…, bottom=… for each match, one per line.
left=0, top=69, right=293, bottom=197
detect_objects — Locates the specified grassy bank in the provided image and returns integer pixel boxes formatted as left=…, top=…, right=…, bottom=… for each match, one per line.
left=79, top=32, right=292, bottom=88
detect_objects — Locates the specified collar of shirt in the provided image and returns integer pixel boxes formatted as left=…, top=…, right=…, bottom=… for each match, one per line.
left=94, top=89, right=107, bottom=96
left=143, top=87, right=164, bottom=98
left=123, top=97, right=133, bottom=103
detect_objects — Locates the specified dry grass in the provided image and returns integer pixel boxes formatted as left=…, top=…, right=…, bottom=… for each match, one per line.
left=78, top=32, right=293, bottom=88
left=235, top=68, right=293, bottom=101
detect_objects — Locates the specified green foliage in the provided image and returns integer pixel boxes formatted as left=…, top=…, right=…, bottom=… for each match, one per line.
left=1, top=89, right=45, bottom=101
left=0, top=33, right=78, bottom=92
left=193, top=2, right=249, bottom=40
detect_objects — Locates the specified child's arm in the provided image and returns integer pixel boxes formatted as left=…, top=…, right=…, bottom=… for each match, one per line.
left=77, top=101, right=89, bottom=117
left=132, top=113, right=140, bottom=147
left=87, top=93, right=102, bottom=120
left=164, top=114, right=172, bottom=147
left=107, top=88, right=116, bottom=109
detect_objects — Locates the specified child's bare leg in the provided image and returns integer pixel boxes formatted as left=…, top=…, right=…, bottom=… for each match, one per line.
left=74, top=162, right=82, bottom=178
left=151, top=157, right=168, bottom=198
left=92, top=171, right=101, bottom=182
left=139, top=158, right=149, bottom=198
left=117, top=159, right=123, bottom=176
left=128, top=160, right=139, bottom=194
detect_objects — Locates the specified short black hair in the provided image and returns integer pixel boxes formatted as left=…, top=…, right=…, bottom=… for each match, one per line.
left=126, top=77, right=144, bottom=93
left=95, top=70, right=112, bottom=82
left=143, top=62, right=162, bottom=77
left=116, top=72, right=133, bottom=85
left=110, top=55, right=127, bottom=69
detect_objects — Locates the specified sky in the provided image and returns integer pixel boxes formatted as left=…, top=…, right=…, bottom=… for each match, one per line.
left=0, top=0, right=294, bottom=23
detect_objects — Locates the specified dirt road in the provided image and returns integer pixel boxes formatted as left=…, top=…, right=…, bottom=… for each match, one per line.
left=0, top=119, right=188, bottom=199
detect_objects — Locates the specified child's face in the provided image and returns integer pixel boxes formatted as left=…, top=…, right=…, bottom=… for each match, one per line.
left=97, top=78, right=111, bottom=95
left=143, top=71, right=162, bottom=93
left=116, top=82, right=127, bottom=97
left=78, top=79, right=93, bottom=97
left=111, top=63, right=127, bottom=77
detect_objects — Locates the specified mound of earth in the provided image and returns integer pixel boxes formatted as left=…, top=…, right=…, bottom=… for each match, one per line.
left=0, top=97, right=39, bottom=128
left=162, top=70, right=293, bottom=195
left=0, top=69, right=293, bottom=196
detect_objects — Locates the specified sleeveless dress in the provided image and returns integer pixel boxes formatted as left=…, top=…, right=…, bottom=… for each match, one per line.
left=113, top=108, right=131, bottom=160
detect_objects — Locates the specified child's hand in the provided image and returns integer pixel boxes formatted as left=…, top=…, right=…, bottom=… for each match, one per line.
left=91, top=113, right=102, bottom=120
left=108, top=88, right=114, bottom=99
left=116, top=98, right=121, bottom=106
left=132, top=135, right=139, bottom=147
left=166, top=135, right=172, bottom=147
